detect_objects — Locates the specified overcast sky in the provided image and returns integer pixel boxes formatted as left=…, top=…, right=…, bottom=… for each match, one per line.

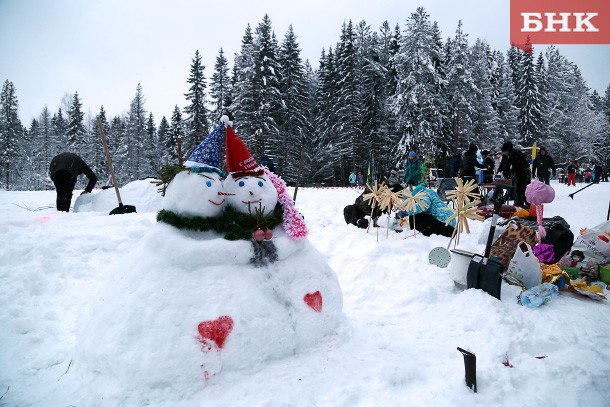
left=1, top=0, right=609, bottom=125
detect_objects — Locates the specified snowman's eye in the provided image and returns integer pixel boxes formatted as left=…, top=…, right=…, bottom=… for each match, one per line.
left=258, top=181, right=264, bottom=187
left=205, top=181, right=212, bottom=187
left=238, top=180, right=245, bottom=187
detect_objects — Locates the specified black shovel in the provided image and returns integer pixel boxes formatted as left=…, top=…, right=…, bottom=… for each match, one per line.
left=97, top=117, right=137, bottom=215
left=466, top=181, right=513, bottom=299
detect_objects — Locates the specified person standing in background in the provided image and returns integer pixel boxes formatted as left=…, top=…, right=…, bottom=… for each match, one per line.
left=49, top=152, right=97, bottom=212
left=499, top=141, right=531, bottom=207
left=403, top=151, right=421, bottom=186
left=566, top=160, right=577, bottom=186
left=532, top=147, right=556, bottom=185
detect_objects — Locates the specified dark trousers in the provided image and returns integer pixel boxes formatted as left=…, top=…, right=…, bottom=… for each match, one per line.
left=51, top=170, right=77, bottom=212
left=514, top=175, right=530, bottom=207
left=539, top=173, right=550, bottom=185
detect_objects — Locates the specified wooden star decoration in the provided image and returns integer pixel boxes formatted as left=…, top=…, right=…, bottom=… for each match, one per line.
left=446, top=178, right=481, bottom=208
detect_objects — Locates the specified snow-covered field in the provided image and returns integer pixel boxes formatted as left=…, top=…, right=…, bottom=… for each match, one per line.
left=1, top=180, right=609, bottom=406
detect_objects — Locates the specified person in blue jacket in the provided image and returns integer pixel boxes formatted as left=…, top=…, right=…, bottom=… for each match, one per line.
left=403, top=151, right=421, bottom=186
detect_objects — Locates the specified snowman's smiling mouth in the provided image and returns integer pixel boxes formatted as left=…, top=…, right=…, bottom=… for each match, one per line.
left=208, top=199, right=225, bottom=206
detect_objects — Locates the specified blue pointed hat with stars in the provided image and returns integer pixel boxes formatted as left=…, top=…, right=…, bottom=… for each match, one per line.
left=184, top=116, right=230, bottom=175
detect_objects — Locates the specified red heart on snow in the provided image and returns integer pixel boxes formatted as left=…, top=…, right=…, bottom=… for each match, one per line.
left=304, top=291, right=323, bottom=313
left=197, top=316, right=234, bottom=349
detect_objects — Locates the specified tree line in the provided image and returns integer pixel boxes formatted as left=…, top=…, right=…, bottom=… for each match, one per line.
left=1, top=7, right=609, bottom=191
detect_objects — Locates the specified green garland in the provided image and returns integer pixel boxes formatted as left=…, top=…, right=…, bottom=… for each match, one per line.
left=156, top=203, right=284, bottom=241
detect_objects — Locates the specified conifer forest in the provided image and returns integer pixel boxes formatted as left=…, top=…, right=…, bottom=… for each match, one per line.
left=1, top=8, right=609, bottom=191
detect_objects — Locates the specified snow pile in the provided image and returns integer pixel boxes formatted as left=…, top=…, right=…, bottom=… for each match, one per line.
left=73, top=179, right=162, bottom=213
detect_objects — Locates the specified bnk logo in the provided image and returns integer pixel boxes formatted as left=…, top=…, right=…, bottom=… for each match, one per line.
left=510, top=0, right=610, bottom=53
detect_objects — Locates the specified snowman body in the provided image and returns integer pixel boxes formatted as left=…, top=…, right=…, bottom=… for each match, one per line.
left=76, top=169, right=344, bottom=391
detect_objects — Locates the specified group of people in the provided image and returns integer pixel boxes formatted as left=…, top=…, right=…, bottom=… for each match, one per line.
left=389, top=142, right=561, bottom=209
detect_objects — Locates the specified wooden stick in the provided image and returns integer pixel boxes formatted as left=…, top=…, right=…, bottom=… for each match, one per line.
left=97, top=116, right=123, bottom=206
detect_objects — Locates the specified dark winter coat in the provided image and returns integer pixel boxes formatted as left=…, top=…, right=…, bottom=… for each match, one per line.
left=567, top=163, right=577, bottom=174
left=461, top=151, right=485, bottom=178
left=447, top=154, right=462, bottom=177
left=499, top=148, right=530, bottom=180
left=532, top=152, right=556, bottom=178
left=49, top=152, right=97, bottom=192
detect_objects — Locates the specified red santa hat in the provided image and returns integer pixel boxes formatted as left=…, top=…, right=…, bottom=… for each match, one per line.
left=225, top=125, right=263, bottom=177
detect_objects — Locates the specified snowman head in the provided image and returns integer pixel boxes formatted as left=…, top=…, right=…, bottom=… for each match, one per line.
left=224, top=169, right=278, bottom=215
left=162, top=167, right=225, bottom=217
left=224, top=125, right=278, bottom=215
left=162, top=119, right=228, bottom=218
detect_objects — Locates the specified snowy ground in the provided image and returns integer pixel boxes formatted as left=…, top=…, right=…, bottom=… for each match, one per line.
left=1, top=180, right=609, bottom=406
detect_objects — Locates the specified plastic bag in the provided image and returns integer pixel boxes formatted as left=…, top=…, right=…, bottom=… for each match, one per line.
left=572, top=220, right=610, bottom=264
left=505, top=242, right=542, bottom=289
left=518, top=283, right=558, bottom=308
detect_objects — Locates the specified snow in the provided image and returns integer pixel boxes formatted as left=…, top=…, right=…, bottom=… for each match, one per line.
left=1, top=180, right=610, bottom=406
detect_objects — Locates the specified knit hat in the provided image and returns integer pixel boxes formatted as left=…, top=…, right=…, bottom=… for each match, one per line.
left=225, top=125, right=260, bottom=174
left=184, top=115, right=230, bottom=170
left=408, top=151, right=417, bottom=158
left=501, top=141, right=513, bottom=152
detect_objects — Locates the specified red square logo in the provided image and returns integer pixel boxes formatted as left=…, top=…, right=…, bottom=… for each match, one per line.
left=510, top=0, right=610, bottom=52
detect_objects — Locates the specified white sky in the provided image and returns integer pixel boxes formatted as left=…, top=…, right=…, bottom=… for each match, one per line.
left=1, top=0, right=609, bottom=125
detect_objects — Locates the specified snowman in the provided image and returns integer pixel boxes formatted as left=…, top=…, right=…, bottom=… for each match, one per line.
left=75, top=119, right=344, bottom=397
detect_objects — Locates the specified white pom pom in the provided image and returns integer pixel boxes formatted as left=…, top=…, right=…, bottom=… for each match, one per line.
left=220, top=115, right=230, bottom=125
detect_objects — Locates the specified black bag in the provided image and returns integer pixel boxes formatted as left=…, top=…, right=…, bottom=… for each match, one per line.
left=542, top=223, right=574, bottom=263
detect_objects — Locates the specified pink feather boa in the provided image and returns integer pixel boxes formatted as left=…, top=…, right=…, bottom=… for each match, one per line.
left=264, top=168, right=308, bottom=240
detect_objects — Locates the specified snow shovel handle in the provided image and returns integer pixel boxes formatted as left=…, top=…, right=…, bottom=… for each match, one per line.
left=97, top=116, right=123, bottom=205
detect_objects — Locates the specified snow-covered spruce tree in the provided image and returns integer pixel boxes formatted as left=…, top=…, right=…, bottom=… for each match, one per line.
left=66, top=91, right=86, bottom=157
left=184, top=50, right=209, bottom=157
left=444, top=20, right=477, bottom=151
left=354, top=20, right=387, bottom=182
left=535, top=52, right=549, bottom=135
left=311, top=48, right=340, bottom=184
left=109, top=115, right=128, bottom=185
left=94, top=106, right=110, bottom=185
left=299, top=60, right=318, bottom=185
left=491, top=51, right=519, bottom=143
left=251, top=14, right=281, bottom=162
left=209, top=48, right=232, bottom=122
left=590, top=90, right=604, bottom=112
left=126, top=83, right=148, bottom=181
left=51, top=108, right=68, bottom=157
left=391, top=7, right=446, bottom=163
left=157, top=116, right=175, bottom=166
left=169, top=105, right=186, bottom=165
left=469, top=38, right=500, bottom=148
left=37, top=106, right=54, bottom=189
left=277, top=24, right=309, bottom=183
left=145, top=113, right=160, bottom=177
left=230, top=24, right=259, bottom=148
left=602, top=85, right=610, bottom=123
left=333, top=20, right=364, bottom=184
left=0, top=80, right=24, bottom=190
left=514, top=42, right=543, bottom=146
left=371, top=21, right=401, bottom=176
left=541, top=46, right=578, bottom=158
